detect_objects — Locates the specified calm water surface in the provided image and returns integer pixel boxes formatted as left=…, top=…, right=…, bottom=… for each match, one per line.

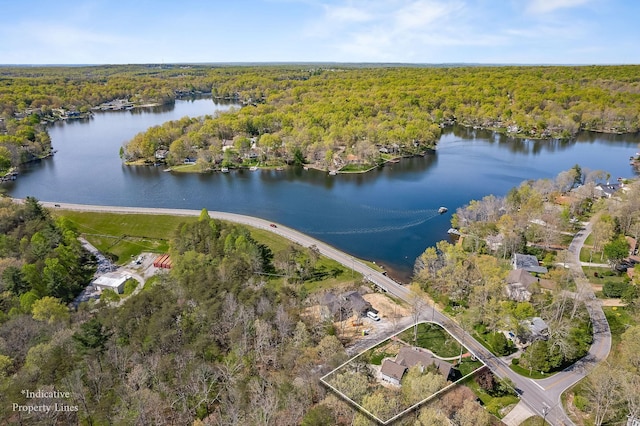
left=5, top=99, right=639, bottom=281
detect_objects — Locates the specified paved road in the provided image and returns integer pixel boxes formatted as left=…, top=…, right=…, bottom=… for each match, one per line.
left=531, top=221, right=612, bottom=423
left=34, top=201, right=611, bottom=425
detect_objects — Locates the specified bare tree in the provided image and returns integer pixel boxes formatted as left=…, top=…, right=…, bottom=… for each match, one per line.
left=248, top=378, right=279, bottom=426
left=586, top=363, right=620, bottom=426
left=409, top=284, right=427, bottom=342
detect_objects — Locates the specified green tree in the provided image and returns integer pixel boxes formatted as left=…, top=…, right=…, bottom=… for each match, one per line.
left=19, top=290, right=39, bottom=313
left=72, top=318, right=111, bottom=356
left=293, top=147, right=306, bottom=166
left=31, top=296, right=69, bottom=324
left=0, top=354, right=12, bottom=377
left=603, top=235, right=630, bottom=269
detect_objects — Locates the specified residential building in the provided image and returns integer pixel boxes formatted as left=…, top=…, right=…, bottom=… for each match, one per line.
left=380, top=360, right=406, bottom=386
left=506, top=269, right=556, bottom=301
left=512, top=253, right=548, bottom=274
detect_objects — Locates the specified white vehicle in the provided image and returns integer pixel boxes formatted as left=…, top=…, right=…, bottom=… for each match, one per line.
left=367, top=311, right=380, bottom=321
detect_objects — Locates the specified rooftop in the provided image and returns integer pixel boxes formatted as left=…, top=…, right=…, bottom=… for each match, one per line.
left=513, top=253, right=548, bottom=274
left=380, top=359, right=407, bottom=382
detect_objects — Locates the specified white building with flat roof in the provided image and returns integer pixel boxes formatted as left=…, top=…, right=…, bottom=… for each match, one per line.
left=93, top=272, right=128, bottom=294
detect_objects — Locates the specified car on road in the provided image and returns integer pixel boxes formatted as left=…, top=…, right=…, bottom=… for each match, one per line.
left=270, top=223, right=277, bottom=228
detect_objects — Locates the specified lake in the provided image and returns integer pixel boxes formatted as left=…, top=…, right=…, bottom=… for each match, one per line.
left=4, top=98, right=639, bottom=281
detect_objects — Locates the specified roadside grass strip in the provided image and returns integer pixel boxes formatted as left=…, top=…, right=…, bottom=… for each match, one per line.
left=320, top=321, right=486, bottom=424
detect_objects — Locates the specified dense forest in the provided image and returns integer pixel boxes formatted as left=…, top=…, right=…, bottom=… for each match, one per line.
left=2, top=64, right=640, bottom=174
left=120, top=65, right=640, bottom=171
left=0, top=115, right=51, bottom=177
left=0, top=204, right=345, bottom=424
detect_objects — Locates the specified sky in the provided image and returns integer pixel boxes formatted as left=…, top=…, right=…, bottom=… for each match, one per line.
left=0, top=0, right=638, bottom=65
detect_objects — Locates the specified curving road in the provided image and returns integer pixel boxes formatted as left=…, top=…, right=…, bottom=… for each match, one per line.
left=31, top=200, right=610, bottom=425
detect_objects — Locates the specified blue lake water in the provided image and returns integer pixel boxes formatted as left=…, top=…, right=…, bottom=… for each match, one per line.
left=5, top=98, right=639, bottom=281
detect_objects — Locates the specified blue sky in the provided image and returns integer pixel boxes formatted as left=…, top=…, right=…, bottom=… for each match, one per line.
left=0, top=0, right=637, bottom=64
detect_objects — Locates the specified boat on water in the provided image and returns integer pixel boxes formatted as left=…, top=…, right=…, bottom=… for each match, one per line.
left=438, top=206, right=448, bottom=214
left=221, top=167, right=229, bottom=173
left=276, top=167, right=284, bottom=171
left=447, top=228, right=462, bottom=236
left=328, top=170, right=337, bottom=176
left=249, top=166, right=258, bottom=171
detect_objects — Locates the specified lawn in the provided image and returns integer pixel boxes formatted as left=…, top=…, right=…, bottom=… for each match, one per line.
left=55, top=210, right=198, bottom=263
left=603, top=306, right=634, bottom=345
left=339, top=163, right=376, bottom=173
left=580, top=245, right=607, bottom=263
left=509, top=363, right=553, bottom=379
left=398, top=322, right=463, bottom=358
left=167, top=163, right=204, bottom=173
left=58, top=209, right=360, bottom=292
left=457, top=357, right=484, bottom=376
left=251, top=227, right=366, bottom=293
left=582, top=266, right=625, bottom=286
left=520, top=416, right=548, bottom=426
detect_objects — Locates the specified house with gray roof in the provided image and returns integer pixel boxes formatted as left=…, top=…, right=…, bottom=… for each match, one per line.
left=379, top=347, right=455, bottom=386
left=380, top=360, right=406, bottom=386
left=512, top=253, right=548, bottom=274
left=506, top=269, right=556, bottom=301
left=395, top=347, right=454, bottom=381
left=321, top=291, right=374, bottom=321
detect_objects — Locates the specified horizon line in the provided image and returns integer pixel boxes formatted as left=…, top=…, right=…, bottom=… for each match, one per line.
left=1, top=61, right=638, bottom=68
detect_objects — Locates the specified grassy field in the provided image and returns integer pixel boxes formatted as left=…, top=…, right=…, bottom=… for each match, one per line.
left=55, top=210, right=198, bottom=262
left=580, top=246, right=607, bottom=263
left=509, top=363, right=552, bottom=379
left=603, top=306, right=635, bottom=345
left=398, top=322, right=463, bottom=358
left=582, top=266, right=626, bottom=286
left=55, top=209, right=360, bottom=292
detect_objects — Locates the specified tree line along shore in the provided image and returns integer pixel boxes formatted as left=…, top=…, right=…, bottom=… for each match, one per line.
left=2, top=64, right=640, bottom=178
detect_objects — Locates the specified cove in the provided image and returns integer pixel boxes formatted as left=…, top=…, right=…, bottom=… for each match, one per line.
left=4, top=98, right=639, bottom=281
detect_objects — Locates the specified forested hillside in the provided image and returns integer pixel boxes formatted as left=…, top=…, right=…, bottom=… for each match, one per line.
left=121, top=65, right=640, bottom=170
left=0, top=205, right=354, bottom=425
left=2, top=64, right=640, bottom=173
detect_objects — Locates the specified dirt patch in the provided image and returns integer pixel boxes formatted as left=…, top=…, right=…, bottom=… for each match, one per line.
left=601, top=298, right=627, bottom=307
left=363, top=293, right=409, bottom=319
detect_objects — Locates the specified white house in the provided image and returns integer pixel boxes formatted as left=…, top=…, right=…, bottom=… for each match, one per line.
left=93, top=272, right=129, bottom=294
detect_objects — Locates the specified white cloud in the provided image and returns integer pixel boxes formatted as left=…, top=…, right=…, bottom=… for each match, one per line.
left=324, top=4, right=373, bottom=22
left=393, top=0, right=460, bottom=30
left=527, top=0, right=592, bottom=14
left=307, top=0, right=476, bottom=61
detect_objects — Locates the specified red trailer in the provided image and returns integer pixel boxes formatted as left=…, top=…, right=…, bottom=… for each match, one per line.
left=153, top=254, right=169, bottom=268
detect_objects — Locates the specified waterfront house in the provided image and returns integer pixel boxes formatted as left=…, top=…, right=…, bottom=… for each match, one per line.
left=595, top=182, right=623, bottom=198
left=155, top=149, right=168, bottom=160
